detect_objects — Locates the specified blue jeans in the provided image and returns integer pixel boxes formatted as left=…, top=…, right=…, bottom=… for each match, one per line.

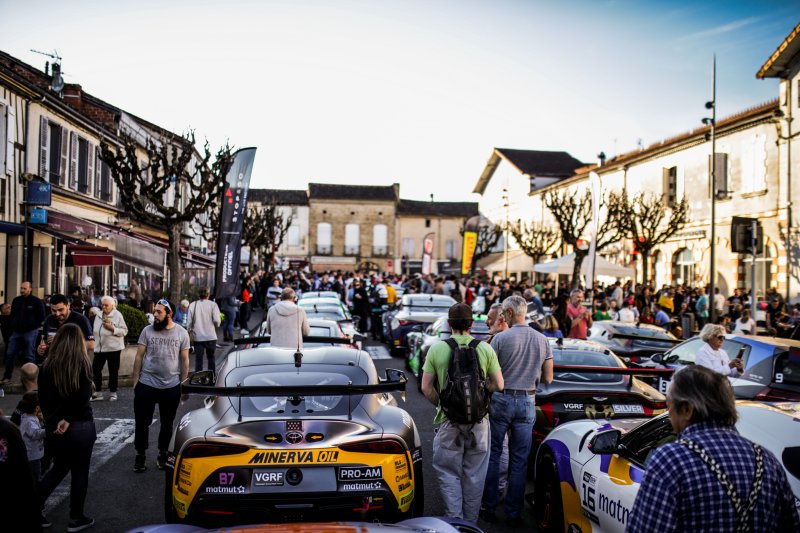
left=4, top=329, right=38, bottom=380
left=482, top=392, right=536, bottom=518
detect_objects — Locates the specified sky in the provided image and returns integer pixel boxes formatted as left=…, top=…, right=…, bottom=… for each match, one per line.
left=1, top=0, right=796, bottom=202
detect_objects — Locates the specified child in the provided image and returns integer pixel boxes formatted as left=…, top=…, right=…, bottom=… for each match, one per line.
left=18, top=391, right=46, bottom=481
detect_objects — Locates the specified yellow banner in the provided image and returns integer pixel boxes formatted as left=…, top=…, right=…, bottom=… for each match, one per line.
left=462, top=231, right=477, bottom=274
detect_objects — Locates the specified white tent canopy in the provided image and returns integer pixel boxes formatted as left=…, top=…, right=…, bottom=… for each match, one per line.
left=533, top=252, right=634, bottom=278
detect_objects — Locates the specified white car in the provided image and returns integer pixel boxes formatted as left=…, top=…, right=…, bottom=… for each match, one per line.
left=533, top=401, right=800, bottom=532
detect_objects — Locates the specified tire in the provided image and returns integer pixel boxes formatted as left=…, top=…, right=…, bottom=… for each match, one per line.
left=533, top=449, right=564, bottom=533
left=164, top=467, right=179, bottom=523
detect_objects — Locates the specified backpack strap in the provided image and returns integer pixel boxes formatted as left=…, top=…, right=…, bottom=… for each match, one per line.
left=444, top=337, right=459, bottom=351
left=677, top=438, right=764, bottom=533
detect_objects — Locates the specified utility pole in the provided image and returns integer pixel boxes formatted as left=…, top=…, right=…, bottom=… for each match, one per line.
left=502, top=188, right=509, bottom=279
left=704, top=56, right=718, bottom=323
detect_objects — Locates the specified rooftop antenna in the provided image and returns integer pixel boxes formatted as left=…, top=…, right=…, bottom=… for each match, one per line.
left=30, top=49, right=64, bottom=93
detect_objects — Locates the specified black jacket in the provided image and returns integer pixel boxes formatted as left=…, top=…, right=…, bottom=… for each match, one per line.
left=10, top=294, right=46, bottom=333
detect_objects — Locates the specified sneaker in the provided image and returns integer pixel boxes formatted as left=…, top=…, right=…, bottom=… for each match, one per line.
left=90, top=393, right=103, bottom=401
left=40, top=515, right=52, bottom=528
left=67, top=516, right=94, bottom=532
left=133, top=453, right=147, bottom=473
left=108, top=392, right=118, bottom=401
left=156, top=451, right=168, bottom=470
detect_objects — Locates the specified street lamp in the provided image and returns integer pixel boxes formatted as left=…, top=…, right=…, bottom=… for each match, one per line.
left=703, top=55, right=717, bottom=322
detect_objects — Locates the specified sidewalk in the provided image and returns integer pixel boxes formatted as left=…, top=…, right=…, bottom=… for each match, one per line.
left=1, top=306, right=266, bottom=395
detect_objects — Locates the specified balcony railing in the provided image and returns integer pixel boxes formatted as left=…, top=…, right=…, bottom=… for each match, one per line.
left=344, top=246, right=360, bottom=256
left=373, top=246, right=389, bottom=257
left=316, top=245, right=332, bottom=255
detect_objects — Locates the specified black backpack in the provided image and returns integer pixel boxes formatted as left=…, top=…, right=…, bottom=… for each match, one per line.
left=438, top=338, right=490, bottom=424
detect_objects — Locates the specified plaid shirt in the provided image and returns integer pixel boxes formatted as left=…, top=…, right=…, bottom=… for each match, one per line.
left=626, top=423, right=800, bottom=532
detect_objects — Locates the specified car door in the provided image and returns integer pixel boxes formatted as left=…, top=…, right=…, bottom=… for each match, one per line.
left=578, top=417, right=674, bottom=532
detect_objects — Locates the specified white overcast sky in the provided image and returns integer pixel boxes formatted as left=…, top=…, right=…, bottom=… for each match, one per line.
left=1, top=0, right=796, bottom=201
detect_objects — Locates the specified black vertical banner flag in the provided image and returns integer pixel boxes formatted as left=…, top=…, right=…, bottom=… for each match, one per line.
left=214, top=147, right=256, bottom=299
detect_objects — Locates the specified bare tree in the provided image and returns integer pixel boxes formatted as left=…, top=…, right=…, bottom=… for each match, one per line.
left=543, top=188, right=626, bottom=287
left=507, top=219, right=561, bottom=263
left=100, top=131, right=233, bottom=303
left=612, top=190, right=688, bottom=285
left=242, top=202, right=293, bottom=272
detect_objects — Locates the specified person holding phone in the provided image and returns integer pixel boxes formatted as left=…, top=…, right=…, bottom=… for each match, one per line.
left=695, top=324, right=743, bottom=376
left=566, top=288, right=592, bottom=340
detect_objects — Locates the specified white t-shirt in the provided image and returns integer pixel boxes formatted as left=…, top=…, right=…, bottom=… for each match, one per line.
left=695, top=343, right=739, bottom=377
left=618, top=308, right=636, bottom=323
left=732, top=318, right=756, bottom=335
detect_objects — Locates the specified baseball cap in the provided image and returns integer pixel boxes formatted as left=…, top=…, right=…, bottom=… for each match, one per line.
left=448, top=302, right=473, bottom=320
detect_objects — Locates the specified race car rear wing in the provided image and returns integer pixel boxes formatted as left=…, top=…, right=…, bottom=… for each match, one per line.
left=181, top=368, right=408, bottom=421
left=553, top=365, right=675, bottom=377
left=233, top=335, right=356, bottom=346
left=606, top=333, right=682, bottom=343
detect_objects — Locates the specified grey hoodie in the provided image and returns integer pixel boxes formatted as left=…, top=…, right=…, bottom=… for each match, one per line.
left=264, top=300, right=310, bottom=349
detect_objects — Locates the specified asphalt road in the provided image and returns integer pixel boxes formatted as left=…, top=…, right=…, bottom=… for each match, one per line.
left=0, top=339, right=538, bottom=533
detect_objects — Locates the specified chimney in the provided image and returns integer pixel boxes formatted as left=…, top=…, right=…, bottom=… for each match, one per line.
left=597, top=151, right=606, bottom=166
left=62, top=83, right=82, bottom=109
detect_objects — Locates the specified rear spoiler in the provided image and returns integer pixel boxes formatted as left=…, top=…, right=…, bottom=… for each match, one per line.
left=181, top=370, right=407, bottom=421
left=607, top=333, right=682, bottom=344
left=234, top=335, right=355, bottom=346
left=553, top=365, right=675, bottom=377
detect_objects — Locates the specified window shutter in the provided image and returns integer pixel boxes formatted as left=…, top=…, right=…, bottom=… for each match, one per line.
left=39, top=116, right=49, bottom=179
left=86, top=143, right=95, bottom=196
left=69, top=132, right=78, bottom=189
left=58, top=126, right=68, bottom=186
left=5, top=105, right=15, bottom=177
left=662, top=167, right=676, bottom=207
left=94, top=147, right=101, bottom=198
left=714, top=153, right=728, bottom=197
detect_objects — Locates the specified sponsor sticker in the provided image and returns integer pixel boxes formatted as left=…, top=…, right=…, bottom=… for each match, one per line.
left=398, top=481, right=411, bottom=491
left=253, top=470, right=285, bottom=486
left=248, top=450, right=340, bottom=464
left=341, top=481, right=384, bottom=491
left=564, top=403, right=584, bottom=410
left=612, top=404, right=645, bottom=414
left=338, top=466, right=382, bottom=481
left=411, top=447, right=422, bottom=464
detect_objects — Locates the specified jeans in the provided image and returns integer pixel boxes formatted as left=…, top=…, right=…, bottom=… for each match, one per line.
left=39, top=419, right=97, bottom=519
left=133, top=382, right=181, bottom=454
left=482, top=392, right=536, bottom=518
left=92, top=351, right=121, bottom=393
left=432, top=418, right=490, bottom=523
left=4, top=329, right=38, bottom=380
left=193, top=340, right=217, bottom=371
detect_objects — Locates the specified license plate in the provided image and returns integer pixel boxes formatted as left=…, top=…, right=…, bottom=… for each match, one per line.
left=612, top=404, right=644, bottom=414
left=658, top=378, right=671, bottom=394
left=253, top=470, right=285, bottom=486
left=337, top=466, right=383, bottom=481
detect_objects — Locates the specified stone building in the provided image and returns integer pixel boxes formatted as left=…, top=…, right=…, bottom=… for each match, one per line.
left=396, top=199, right=479, bottom=275
left=307, top=183, right=398, bottom=272
left=248, top=188, right=309, bottom=269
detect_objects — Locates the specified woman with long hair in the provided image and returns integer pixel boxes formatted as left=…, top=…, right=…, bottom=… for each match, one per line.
left=38, top=323, right=97, bottom=532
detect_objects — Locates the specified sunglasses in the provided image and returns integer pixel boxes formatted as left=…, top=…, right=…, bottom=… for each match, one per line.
left=157, top=299, right=172, bottom=312
left=715, top=335, right=725, bottom=340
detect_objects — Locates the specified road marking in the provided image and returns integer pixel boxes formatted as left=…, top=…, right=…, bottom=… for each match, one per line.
left=365, top=345, right=392, bottom=359
left=44, top=418, right=136, bottom=514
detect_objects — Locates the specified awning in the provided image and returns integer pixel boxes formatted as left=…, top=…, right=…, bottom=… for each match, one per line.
left=66, top=244, right=113, bottom=267
left=0, top=221, right=24, bottom=235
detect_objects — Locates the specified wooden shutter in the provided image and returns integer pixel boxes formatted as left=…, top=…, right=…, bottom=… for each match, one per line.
left=94, top=146, right=101, bottom=198
left=58, top=126, right=68, bottom=186
left=5, top=104, right=15, bottom=177
left=86, top=143, right=95, bottom=195
left=39, top=116, right=49, bottom=179
left=69, top=132, right=78, bottom=189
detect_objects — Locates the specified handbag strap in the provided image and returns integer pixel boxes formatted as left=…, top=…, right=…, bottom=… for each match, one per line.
left=677, top=437, right=764, bottom=532
left=189, top=301, right=196, bottom=331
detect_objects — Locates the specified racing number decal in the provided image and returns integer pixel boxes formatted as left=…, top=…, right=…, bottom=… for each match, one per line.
left=776, top=373, right=784, bottom=383
left=581, top=482, right=596, bottom=512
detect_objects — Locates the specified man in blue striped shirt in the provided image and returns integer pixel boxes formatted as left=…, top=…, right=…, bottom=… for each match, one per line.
left=627, top=365, right=799, bottom=532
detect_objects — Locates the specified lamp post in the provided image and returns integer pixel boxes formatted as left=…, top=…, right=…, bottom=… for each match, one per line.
left=702, top=55, right=717, bottom=323
left=502, top=188, right=509, bottom=280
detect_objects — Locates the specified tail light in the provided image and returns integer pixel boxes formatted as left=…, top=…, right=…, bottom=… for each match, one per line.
left=183, top=443, right=250, bottom=458
left=398, top=320, right=417, bottom=326
left=340, top=439, right=406, bottom=454
left=650, top=400, right=667, bottom=410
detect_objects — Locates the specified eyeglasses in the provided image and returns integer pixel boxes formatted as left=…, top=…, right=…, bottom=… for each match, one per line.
left=715, top=335, right=725, bottom=341
left=157, top=299, right=172, bottom=312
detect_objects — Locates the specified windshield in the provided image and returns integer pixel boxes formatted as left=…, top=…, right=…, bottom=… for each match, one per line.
left=305, top=308, right=346, bottom=321
left=611, top=325, right=677, bottom=340
left=553, top=349, right=623, bottom=383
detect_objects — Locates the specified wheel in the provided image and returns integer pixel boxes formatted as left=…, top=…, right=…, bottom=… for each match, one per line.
left=164, top=467, right=179, bottom=523
left=533, top=449, right=564, bottom=533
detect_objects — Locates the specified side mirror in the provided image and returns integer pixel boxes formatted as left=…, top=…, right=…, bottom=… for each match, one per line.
left=351, top=315, right=361, bottom=324
left=188, top=370, right=216, bottom=386
left=588, top=430, right=621, bottom=455
left=650, top=353, right=664, bottom=364
left=352, top=333, right=365, bottom=343
left=385, top=368, right=407, bottom=383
